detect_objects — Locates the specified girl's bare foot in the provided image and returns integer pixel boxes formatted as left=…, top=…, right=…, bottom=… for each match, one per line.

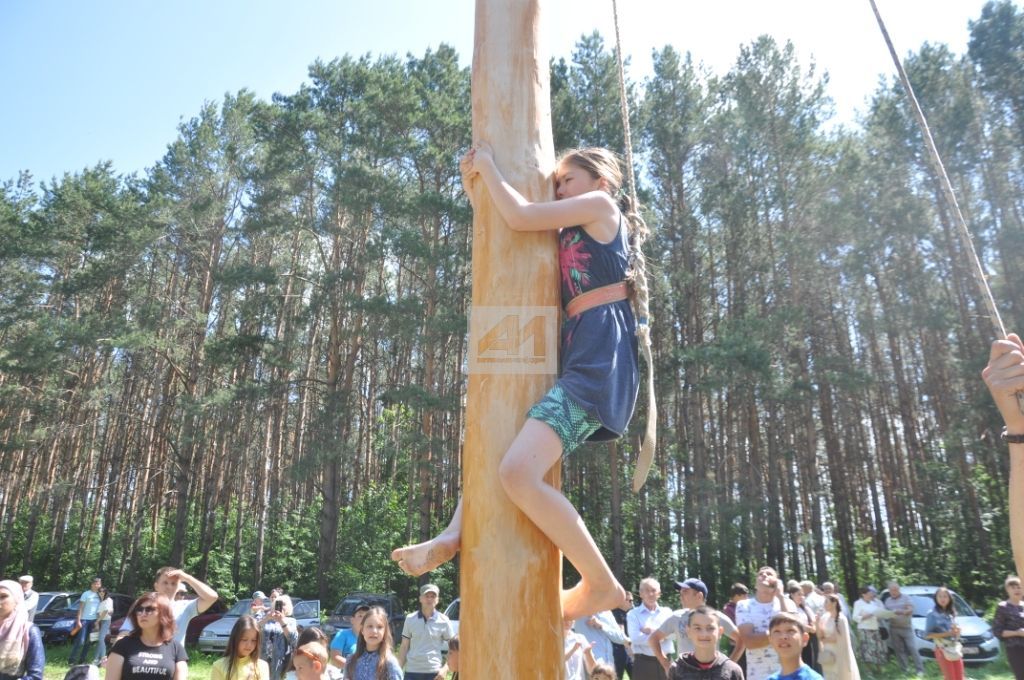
left=390, top=532, right=460, bottom=576
left=561, top=578, right=627, bottom=621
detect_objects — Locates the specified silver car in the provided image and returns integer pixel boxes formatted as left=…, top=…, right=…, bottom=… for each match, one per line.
left=880, top=586, right=999, bottom=665
left=198, top=599, right=321, bottom=654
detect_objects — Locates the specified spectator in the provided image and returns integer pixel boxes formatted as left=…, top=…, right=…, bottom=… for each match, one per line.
left=288, top=629, right=342, bottom=680
left=925, top=587, right=965, bottom=680
left=668, top=606, right=743, bottom=680
left=17, top=579, right=37, bottom=623
left=799, top=582, right=824, bottom=618
left=820, top=583, right=851, bottom=620
left=68, top=577, right=103, bottom=665
left=564, top=616, right=597, bottom=680
left=627, top=578, right=672, bottom=680
left=573, top=609, right=626, bottom=669
left=92, top=588, right=114, bottom=665
left=251, top=592, right=269, bottom=622
left=260, top=595, right=299, bottom=680
left=650, top=578, right=744, bottom=674
left=590, top=662, right=616, bottom=680
left=787, top=585, right=819, bottom=673
left=0, top=579, right=43, bottom=680
left=345, top=606, right=401, bottom=680
left=330, top=604, right=369, bottom=670
left=722, top=584, right=748, bottom=625
left=850, top=586, right=887, bottom=675
left=212, top=616, right=268, bottom=680
left=993, top=575, right=1024, bottom=679
left=611, top=590, right=634, bottom=680
left=818, top=595, right=859, bottom=680
left=884, top=581, right=924, bottom=675
left=106, top=593, right=187, bottom=680
left=292, top=642, right=329, bottom=680
left=736, top=567, right=795, bottom=680
left=119, top=567, right=219, bottom=646
left=764, top=613, right=823, bottom=680
left=396, top=584, right=452, bottom=680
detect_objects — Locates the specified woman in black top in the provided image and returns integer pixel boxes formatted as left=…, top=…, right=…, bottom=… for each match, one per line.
left=994, top=575, right=1024, bottom=679
left=107, top=593, right=187, bottom=680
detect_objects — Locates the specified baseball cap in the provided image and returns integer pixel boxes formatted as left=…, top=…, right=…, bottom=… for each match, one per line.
left=420, top=584, right=440, bottom=596
left=252, top=590, right=267, bottom=600
left=675, top=578, right=709, bottom=599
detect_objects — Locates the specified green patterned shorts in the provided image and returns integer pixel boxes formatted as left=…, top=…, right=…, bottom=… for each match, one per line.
left=527, top=384, right=602, bottom=454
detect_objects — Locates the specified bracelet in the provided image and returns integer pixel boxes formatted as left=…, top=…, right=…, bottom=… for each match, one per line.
left=1001, top=427, right=1024, bottom=444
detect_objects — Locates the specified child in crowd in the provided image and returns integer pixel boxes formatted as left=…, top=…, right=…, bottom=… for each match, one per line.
left=212, top=616, right=269, bottom=680
left=590, top=663, right=617, bottom=680
left=288, top=629, right=343, bottom=680
left=330, top=605, right=369, bottom=670
left=393, top=143, right=653, bottom=620
left=669, top=607, right=744, bottom=680
left=765, top=613, right=823, bottom=680
left=344, top=607, right=402, bottom=680
left=564, top=617, right=598, bottom=679
left=293, top=642, right=330, bottom=680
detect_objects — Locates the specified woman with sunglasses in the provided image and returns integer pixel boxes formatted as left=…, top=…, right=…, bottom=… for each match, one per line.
left=107, top=593, right=187, bottom=680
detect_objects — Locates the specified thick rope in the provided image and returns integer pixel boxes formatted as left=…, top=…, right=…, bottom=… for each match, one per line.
left=611, top=0, right=657, bottom=492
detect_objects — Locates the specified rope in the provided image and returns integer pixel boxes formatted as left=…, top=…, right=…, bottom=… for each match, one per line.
left=867, top=0, right=1024, bottom=415
left=867, top=0, right=1005, bottom=338
left=611, top=0, right=657, bottom=491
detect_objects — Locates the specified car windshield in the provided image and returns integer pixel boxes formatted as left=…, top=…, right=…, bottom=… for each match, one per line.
left=334, top=597, right=387, bottom=617
left=908, top=593, right=976, bottom=617
left=36, top=594, right=55, bottom=611
left=226, top=599, right=254, bottom=616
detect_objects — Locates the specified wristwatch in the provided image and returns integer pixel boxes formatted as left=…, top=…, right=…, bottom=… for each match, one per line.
left=1001, top=427, right=1024, bottom=444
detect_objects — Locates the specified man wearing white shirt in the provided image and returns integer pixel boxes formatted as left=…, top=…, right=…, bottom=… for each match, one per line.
left=118, top=566, right=219, bottom=646
left=573, top=609, right=626, bottom=668
left=626, top=578, right=672, bottom=680
left=736, top=566, right=796, bottom=680
left=19, top=576, right=38, bottom=621
left=800, top=581, right=825, bottom=617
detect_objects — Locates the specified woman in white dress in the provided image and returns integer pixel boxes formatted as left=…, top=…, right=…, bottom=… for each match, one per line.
left=819, top=594, right=861, bottom=680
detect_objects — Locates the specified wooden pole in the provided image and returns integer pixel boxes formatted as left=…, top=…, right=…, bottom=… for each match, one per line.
left=461, top=0, right=563, bottom=677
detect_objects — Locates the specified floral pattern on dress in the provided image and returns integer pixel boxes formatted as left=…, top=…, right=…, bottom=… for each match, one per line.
left=560, top=228, right=592, bottom=298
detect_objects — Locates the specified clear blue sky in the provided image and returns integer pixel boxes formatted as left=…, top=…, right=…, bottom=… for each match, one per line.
left=0, top=0, right=994, bottom=184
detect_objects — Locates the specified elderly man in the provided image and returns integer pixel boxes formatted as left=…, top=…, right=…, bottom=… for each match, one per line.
left=799, top=581, right=825, bottom=617
left=19, top=576, right=38, bottom=621
left=885, top=580, right=924, bottom=675
left=627, top=578, right=673, bottom=680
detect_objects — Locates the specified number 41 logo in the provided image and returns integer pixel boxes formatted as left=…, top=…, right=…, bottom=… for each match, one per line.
left=468, top=306, right=558, bottom=374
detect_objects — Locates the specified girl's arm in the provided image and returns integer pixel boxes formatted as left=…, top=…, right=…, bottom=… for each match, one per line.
left=173, top=660, right=189, bottom=680
left=583, top=643, right=597, bottom=674
left=462, top=145, right=617, bottom=234
left=106, top=653, right=125, bottom=680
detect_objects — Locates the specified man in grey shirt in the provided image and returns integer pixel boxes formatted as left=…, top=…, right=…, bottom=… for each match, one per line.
left=397, top=583, right=452, bottom=680
left=884, top=580, right=924, bottom=675
left=649, top=578, right=745, bottom=675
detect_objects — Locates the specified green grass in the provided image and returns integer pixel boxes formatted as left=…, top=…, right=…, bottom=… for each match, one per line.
left=41, top=640, right=1019, bottom=680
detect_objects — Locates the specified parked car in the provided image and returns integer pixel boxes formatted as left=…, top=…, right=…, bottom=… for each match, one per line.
left=31, top=592, right=77, bottom=635
left=106, top=597, right=229, bottom=647
left=323, top=593, right=404, bottom=642
left=879, top=585, right=999, bottom=665
left=198, top=598, right=320, bottom=654
left=44, top=593, right=135, bottom=644
left=443, top=598, right=460, bottom=651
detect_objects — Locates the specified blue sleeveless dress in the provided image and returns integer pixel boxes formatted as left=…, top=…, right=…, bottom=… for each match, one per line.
left=550, top=216, right=639, bottom=442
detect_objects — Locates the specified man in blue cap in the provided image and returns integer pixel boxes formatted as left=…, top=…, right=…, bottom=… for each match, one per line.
left=648, top=578, right=744, bottom=675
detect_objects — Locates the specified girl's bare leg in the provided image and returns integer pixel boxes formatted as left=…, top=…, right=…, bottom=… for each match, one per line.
left=390, top=499, right=462, bottom=576
left=499, top=418, right=626, bottom=620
